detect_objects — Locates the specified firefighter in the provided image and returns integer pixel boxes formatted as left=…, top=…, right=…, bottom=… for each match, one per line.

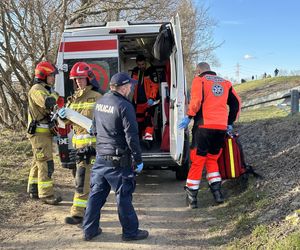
left=27, top=61, right=62, bottom=205
left=82, top=72, right=148, bottom=241
left=57, top=62, right=102, bottom=225
left=178, top=62, right=241, bottom=208
left=131, top=54, right=159, bottom=145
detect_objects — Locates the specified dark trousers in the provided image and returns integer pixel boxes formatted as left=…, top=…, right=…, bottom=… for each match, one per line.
left=82, top=155, right=139, bottom=238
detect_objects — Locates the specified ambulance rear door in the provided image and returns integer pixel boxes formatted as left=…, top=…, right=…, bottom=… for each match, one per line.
left=55, top=34, right=119, bottom=97
left=169, top=14, right=186, bottom=165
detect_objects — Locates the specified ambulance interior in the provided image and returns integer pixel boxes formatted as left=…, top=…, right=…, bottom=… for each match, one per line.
left=118, top=34, right=171, bottom=155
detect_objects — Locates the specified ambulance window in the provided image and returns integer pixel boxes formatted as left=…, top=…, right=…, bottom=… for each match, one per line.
left=64, top=58, right=118, bottom=97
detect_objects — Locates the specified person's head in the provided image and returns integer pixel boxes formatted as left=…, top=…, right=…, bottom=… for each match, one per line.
left=34, top=61, right=58, bottom=85
left=196, top=62, right=211, bottom=76
left=136, top=54, right=146, bottom=71
left=109, top=72, right=137, bottom=98
left=70, top=62, right=98, bottom=90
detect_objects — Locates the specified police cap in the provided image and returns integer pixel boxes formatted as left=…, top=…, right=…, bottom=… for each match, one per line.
left=110, top=72, right=138, bottom=86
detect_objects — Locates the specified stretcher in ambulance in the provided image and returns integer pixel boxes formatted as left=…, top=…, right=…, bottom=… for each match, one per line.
left=55, top=15, right=189, bottom=180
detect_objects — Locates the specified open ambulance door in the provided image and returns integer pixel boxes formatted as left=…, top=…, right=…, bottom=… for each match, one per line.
left=169, top=14, right=186, bottom=165
left=55, top=35, right=119, bottom=97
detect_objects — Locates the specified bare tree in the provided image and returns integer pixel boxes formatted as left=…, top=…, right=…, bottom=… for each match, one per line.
left=175, top=0, right=221, bottom=87
left=0, top=0, right=219, bottom=129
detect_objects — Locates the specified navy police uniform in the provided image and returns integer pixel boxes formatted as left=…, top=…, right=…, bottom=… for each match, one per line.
left=82, top=72, right=148, bottom=241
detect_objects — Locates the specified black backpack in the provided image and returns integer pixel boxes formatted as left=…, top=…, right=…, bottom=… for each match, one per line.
left=153, top=23, right=175, bottom=62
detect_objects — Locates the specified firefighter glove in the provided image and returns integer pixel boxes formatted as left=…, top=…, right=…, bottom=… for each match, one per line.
left=58, top=107, right=66, bottom=119
left=135, top=162, right=144, bottom=173
left=178, top=116, right=191, bottom=129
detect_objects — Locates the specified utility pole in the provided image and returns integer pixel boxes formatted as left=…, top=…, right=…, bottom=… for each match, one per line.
left=236, top=63, right=240, bottom=83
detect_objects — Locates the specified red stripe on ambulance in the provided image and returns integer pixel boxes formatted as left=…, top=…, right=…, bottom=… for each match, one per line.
left=59, top=40, right=117, bottom=52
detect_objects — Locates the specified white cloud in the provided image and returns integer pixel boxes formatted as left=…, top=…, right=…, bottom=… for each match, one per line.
left=244, top=54, right=255, bottom=60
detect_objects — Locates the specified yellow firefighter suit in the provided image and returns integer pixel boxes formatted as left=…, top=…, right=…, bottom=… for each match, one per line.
left=66, top=85, right=101, bottom=218
left=27, top=82, right=59, bottom=199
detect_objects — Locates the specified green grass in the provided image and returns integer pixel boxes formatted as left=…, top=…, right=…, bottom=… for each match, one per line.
left=234, top=76, right=300, bottom=95
left=0, top=130, right=32, bottom=222
left=238, top=106, right=289, bottom=123
left=228, top=226, right=300, bottom=250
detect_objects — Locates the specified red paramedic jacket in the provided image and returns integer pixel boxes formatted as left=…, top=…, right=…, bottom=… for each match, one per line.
left=187, top=71, right=241, bottom=130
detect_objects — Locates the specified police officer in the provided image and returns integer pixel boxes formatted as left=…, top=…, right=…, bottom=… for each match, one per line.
left=27, top=61, right=62, bottom=205
left=82, top=72, right=149, bottom=241
left=178, top=62, right=241, bottom=208
left=57, top=62, right=102, bottom=225
left=131, top=54, right=159, bottom=144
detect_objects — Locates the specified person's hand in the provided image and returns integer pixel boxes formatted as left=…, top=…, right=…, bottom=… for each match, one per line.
left=58, top=107, right=66, bottom=119
left=178, top=116, right=191, bottom=129
left=135, top=162, right=144, bottom=173
left=87, top=125, right=93, bottom=135
left=147, top=99, right=154, bottom=106
left=227, top=124, right=233, bottom=134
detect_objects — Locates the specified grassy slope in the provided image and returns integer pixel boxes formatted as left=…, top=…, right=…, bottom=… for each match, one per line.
left=234, top=76, right=300, bottom=102
left=221, top=76, right=300, bottom=249
left=0, top=130, right=32, bottom=222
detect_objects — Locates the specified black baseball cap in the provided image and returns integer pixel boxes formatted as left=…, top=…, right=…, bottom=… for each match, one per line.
left=110, top=72, right=138, bottom=86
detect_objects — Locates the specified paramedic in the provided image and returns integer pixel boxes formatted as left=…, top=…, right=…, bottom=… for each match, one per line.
left=82, top=72, right=149, bottom=241
left=57, top=62, right=102, bottom=225
left=27, top=61, right=62, bottom=205
left=178, top=62, right=241, bottom=208
left=131, top=54, right=159, bottom=144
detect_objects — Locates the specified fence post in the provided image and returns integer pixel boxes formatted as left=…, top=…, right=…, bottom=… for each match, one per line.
left=291, top=90, right=299, bottom=115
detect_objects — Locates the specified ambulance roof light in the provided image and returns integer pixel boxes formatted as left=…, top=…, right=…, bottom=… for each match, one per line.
left=109, top=28, right=127, bottom=34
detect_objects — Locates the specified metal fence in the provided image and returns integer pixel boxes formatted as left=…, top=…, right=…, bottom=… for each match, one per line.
left=242, top=89, right=299, bottom=115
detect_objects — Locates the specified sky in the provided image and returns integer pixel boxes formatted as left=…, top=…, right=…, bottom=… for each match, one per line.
left=197, top=0, right=300, bottom=82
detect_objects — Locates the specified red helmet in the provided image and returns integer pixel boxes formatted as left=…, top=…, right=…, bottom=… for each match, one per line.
left=35, top=61, right=57, bottom=80
left=70, top=62, right=92, bottom=79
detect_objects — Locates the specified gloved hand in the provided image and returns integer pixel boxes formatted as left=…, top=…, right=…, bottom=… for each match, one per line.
left=58, top=107, right=66, bottom=119
left=147, top=99, right=154, bottom=106
left=135, top=162, right=144, bottom=173
left=178, top=116, right=191, bottom=129
left=87, top=125, right=93, bottom=135
left=227, top=124, right=233, bottom=133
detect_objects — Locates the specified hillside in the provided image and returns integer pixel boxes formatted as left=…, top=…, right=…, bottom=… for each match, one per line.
left=234, top=76, right=300, bottom=103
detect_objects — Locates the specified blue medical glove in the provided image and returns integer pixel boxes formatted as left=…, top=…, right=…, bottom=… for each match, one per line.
left=58, top=107, right=66, bottom=119
left=227, top=124, right=233, bottom=134
left=135, top=162, right=144, bottom=173
left=178, top=116, right=191, bottom=129
left=147, top=99, right=154, bottom=106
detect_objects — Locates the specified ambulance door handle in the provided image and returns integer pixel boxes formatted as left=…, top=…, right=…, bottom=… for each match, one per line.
left=170, top=99, right=175, bottom=109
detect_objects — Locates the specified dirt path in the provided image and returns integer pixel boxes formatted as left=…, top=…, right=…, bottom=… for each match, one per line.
left=0, top=168, right=229, bottom=250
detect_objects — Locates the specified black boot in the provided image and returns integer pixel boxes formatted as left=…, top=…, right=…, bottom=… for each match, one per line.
left=65, top=216, right=83, bottom=225
left=184, top=186, right=198, bottom=209
left=29, top=184, right=39, bottom=199
left=209, top=181, right=224, bottom=204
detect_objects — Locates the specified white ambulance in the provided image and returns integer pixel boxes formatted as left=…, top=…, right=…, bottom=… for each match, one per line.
left=55, top=14, right=189, bottom=180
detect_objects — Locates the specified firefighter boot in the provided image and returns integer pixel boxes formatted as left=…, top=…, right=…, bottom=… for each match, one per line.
left=65, top=216, right=83, bottom=225
left=184, top=186, right=198, bottom=209
left=41, top=195, right=62, bottom=205
left=29, top=184, right=39, bottom=199
left=209, top=181, right=224, bottom=204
